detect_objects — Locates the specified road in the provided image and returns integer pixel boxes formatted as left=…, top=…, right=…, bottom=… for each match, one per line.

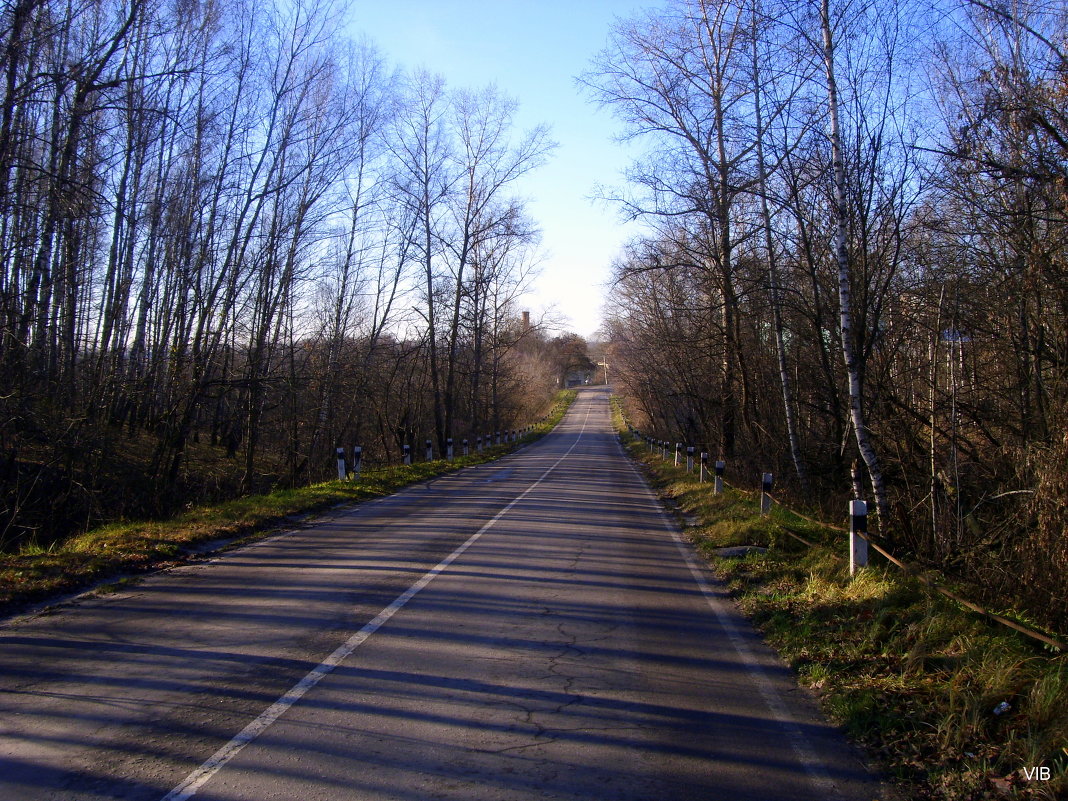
left=0, top=388, right=889, bottom=800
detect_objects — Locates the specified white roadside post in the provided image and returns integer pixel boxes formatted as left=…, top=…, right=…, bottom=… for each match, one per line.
left=425, top=439, right=433, bottom=462
left=674, top=442, right=681, bottom=467
left=761, top=473, right=773, bottom=515
left=714, top=460, right=725, bottom=494
left=403, top=444, right=410, bottom=465
left=496, top=431, right=502, bottom=445
left=686, top=446, right=694, bottom=474
left=850, top=500, right=869, bottom=576
left=335, top=448, right=347, bottom=481
left=477, top=435, right=483, bottom=453
left=352, top=446, right=362, bottom=479
left=446, top=438, right=454, bottom=460
left=463, top=438, right=469, bottom=456
left=700, top=452, right=708, bottom=483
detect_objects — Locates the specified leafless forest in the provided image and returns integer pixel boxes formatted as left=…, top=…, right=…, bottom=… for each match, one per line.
left=0, top=0, right=597, bottom=549
left=589, top=0, right=1067, bottom=629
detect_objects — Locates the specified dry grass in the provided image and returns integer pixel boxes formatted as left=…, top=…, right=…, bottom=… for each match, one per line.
left=0, top=392, right=577, bottom=615
left=611, top=399, right=1067, bottom=801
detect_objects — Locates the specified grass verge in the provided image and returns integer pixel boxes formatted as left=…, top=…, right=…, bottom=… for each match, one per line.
left=611, top=397, right=1067, bottom=801
left=0, top=391, right=577, bottom=616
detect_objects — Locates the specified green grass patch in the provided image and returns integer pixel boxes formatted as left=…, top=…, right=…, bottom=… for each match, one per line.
left=611, top=396, right=1067, bottom=801
left=0, top=391, right=577, bottom=615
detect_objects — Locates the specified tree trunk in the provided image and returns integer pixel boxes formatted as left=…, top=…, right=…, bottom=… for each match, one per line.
left=821, top=0, right=889, bottom=523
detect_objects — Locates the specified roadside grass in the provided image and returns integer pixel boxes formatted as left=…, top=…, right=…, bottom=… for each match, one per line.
left=0, top=391, right=577, bottom=615
left=611, top=398, right=1067, bottom=801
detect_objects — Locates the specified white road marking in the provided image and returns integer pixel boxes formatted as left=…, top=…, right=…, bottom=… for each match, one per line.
left=161, top=399, right=594, bottom=801
left=614, top=423, right=844, bottom=801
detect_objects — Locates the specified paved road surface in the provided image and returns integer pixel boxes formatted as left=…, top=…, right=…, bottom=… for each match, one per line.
left=0, top=388, right=889, bottom=800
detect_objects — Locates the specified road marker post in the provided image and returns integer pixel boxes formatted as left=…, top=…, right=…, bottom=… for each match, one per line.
left=674, top=442, right=681, bottom=467
left=850, top=500, right=869, bottom=575
left=714, top=460, right=725, bottom=494
left=686, top=446, right=694, bottom=473
left=352, top=447, right=362, bottom=479
left=761, top=473, right=773, bottom=515
left=425, top=439, right=433, bottom=461
left=403, top=444, right=410, bottom=465
left=463, top=438, right=469, bottom=456
left=700, top=452, right=708, bottom=482
left=335, top=448, right=347, bottom=481
left=447, top=438, right=453, bottom=460
left=477, top=435, right=483, bottom=452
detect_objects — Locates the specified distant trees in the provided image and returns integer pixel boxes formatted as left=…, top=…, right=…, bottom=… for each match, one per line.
left=591, top=0, right=1068, bottom=629
left=0, top=0, right=560, bottom=548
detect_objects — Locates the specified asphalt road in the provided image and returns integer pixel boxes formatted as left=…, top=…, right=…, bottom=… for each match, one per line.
left=0, top=388, right=890, bottom=800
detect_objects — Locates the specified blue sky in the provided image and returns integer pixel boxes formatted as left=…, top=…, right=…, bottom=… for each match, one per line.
left=347, top=0, right=661, bottom=339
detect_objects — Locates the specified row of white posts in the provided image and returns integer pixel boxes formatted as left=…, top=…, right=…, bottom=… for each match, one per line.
left=639, top=435, right=735, bottom=495
left=334, top=427, right=535, bottom=478
left=633, top=430, right=869, bottom=575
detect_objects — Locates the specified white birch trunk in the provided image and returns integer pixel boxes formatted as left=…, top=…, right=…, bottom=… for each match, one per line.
left=820, top=0, right=889, bottom=523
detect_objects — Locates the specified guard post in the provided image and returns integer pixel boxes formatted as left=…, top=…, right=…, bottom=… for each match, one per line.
left=761, top=473, right=773, bottom=515
left=850, top=500, right=869, bottom=575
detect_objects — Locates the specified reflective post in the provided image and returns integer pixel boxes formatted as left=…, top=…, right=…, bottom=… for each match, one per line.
left=850, top=500, right=869, bottom=575
left=761, top=473, right=773, bottom=515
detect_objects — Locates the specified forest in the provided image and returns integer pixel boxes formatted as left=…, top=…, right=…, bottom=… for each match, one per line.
left=587, top=0, right=1067, bottom=631
left=0, top=0, right=595, bottom=550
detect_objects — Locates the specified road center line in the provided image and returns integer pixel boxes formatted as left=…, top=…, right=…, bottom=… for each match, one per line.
left=161, top=399, right=594, bottom=801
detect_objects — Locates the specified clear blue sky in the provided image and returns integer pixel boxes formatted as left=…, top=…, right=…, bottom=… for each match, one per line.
left=348, top=0, right=660, bottom=339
